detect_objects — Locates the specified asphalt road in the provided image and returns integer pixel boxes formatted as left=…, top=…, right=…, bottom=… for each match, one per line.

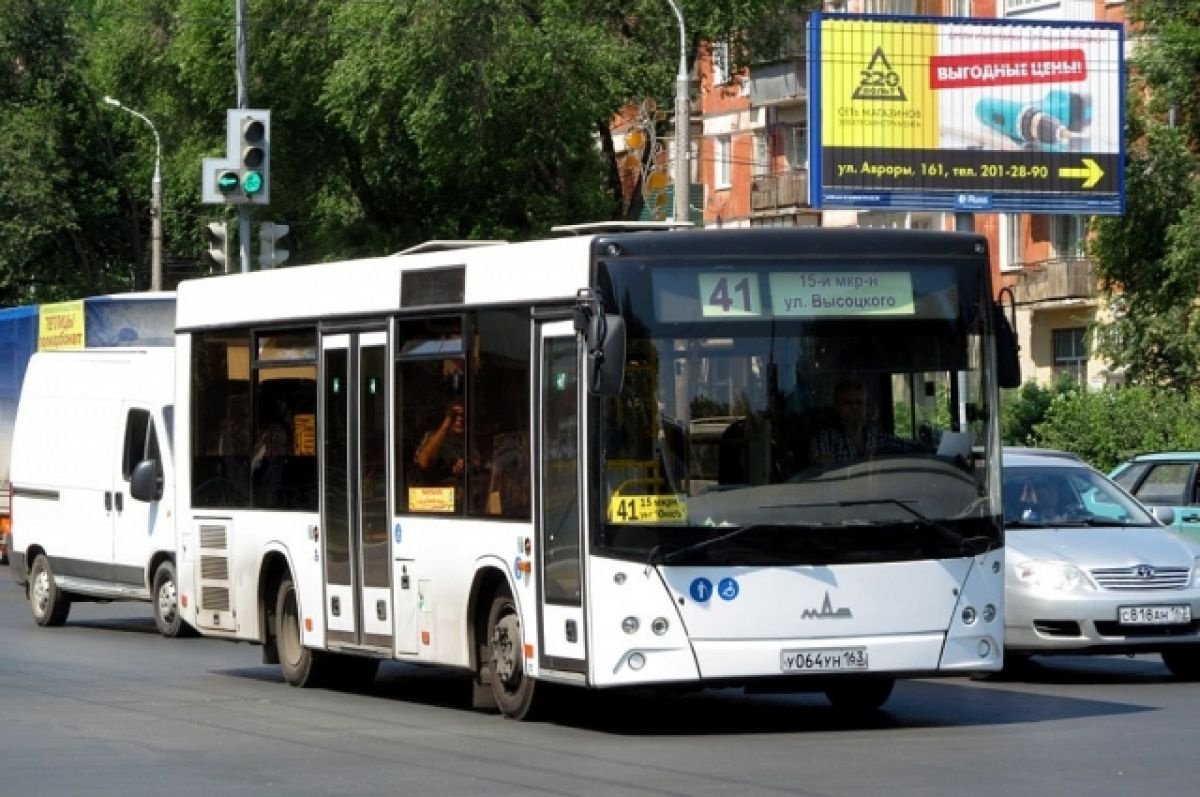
left=1, top=571, right=1197, bottom=797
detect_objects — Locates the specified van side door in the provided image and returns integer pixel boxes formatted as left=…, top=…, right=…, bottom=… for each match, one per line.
left=111, top=407, right=167, bottom=593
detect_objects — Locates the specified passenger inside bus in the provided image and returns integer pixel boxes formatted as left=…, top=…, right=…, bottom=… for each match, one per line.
left=413, top=397, right=467, bottom=485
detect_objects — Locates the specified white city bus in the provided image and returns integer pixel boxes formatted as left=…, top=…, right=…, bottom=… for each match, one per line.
left=174, top=226, right=1018, bottom=718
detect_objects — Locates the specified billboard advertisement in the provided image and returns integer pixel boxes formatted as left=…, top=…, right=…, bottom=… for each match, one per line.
left=809, top=14, right=1124, bottom=214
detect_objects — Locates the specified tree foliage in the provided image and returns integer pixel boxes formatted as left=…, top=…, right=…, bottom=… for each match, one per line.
left=1090, top=0, right=1200, bottom=390
left=1032, top=386, right=1200, bottom=473
left=0, top=0, right=819, bottom=301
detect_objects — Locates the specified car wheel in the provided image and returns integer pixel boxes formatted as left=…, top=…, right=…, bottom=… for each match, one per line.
left=824, top=678, right=895, bottom=711
left=483, top=590, right=544, bottom=720
left=152, top=560, right=195, bottom=638
left=1162, top=646, right=1200, bottom=680
left=29, top=554, right=70, bottom=627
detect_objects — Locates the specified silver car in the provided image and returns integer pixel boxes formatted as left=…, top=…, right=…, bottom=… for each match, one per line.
left=1002, top=449, right=1200, bottom=678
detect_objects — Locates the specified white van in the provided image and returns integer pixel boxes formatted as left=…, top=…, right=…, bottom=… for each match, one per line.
left=8, top=348, right=188, bottom=636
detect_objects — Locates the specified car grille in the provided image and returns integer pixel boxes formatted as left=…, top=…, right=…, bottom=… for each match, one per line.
left=1089, top=566, right=1192, bottom=590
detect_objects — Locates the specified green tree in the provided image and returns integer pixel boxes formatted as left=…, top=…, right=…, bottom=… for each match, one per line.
left=3, top=0, right=820, bottom=294
left=1090, top=1, right=1200, bottom=390
left=1000, top=376, right=1076, bottom=447
left=0, top=0, right=135, bottom=302
left=1035, top=386, right=1200, bottom=472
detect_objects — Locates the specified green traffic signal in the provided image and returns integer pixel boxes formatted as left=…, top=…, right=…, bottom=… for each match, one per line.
left=242, top=171, right=264, bottom=195
left=217, top=171, right=240, bottom=193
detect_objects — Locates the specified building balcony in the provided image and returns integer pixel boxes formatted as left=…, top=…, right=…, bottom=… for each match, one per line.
left=747, top=59, right=807, bottom=107
left=751, top=171, right=810, bottom=212
left=1010, top=257, right=1101, bottom=306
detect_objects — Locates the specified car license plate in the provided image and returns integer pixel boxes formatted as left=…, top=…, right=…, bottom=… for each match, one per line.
left=1118, top=605, right=1192, bottom=625
left=781, top=647, right=868, bottom=673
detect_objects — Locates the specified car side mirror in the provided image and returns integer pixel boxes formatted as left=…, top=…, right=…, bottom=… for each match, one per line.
left=130, top=458, right=164, bottom=502
left=1149, top=506, right=1175, bottom=526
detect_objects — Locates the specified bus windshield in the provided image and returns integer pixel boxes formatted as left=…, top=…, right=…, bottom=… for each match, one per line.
left=596, top=255, right=1000, bottom=566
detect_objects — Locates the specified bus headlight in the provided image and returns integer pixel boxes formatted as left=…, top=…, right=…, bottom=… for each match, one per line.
left=621, top=616, right=639, bottom=634
left=651, top=617, right=669, bottom=636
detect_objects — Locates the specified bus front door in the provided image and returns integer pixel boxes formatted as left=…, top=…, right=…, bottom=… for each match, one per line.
left=536, top=323, right=586, bottom=673
left=321, top=331, right=394, bottom=652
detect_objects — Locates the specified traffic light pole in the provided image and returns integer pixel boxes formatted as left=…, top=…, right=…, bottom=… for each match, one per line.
left=236, top=0, right=251, bottom=272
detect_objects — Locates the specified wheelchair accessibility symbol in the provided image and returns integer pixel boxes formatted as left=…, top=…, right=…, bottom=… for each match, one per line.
left=718, top=577, right=739, bottom=601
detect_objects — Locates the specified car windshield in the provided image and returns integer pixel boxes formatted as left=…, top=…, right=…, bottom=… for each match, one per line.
left=1003, top=463, right=1158, bottom=527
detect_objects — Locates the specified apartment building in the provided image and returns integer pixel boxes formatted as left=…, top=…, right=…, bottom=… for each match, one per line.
left=682, top=0, right=1129, bottom=389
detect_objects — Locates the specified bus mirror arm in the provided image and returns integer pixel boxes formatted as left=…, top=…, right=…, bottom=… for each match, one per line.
left=994, top=288, right=1021, bottom=389
left=574, top=290, right=626, bottom=396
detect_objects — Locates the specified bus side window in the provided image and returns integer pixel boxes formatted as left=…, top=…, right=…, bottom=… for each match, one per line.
left=470, top=309, right=531, bottom=519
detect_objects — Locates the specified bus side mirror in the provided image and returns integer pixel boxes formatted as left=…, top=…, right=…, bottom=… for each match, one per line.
left=130, top=458, right=164, bottom=502
left=994, top=299, right=1021, bottom=389
left=587, top=314, right=625, bottom=396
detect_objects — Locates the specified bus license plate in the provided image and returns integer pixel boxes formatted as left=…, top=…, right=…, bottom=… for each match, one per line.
left=1118, top=605, right=1191, bottom=625
left=781, top=647, right=868, bottom=673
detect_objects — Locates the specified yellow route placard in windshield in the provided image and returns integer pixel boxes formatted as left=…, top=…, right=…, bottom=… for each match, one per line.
left=608, top=494, right=687, bottom=524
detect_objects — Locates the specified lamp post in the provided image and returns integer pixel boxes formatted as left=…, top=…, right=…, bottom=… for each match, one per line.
left=664, top=0, right=689, bottom=224
left=103, top=95, right=163, bottom=291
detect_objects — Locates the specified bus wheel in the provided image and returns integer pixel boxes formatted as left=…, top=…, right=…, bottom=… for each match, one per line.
left=29, top=554, right=70, bottom=627
left=152, top=560, right=194, bottom=638
left=485, top=592, right=541, bottom=720
left=275, top=577, right=330, bottom=688
left=824, top=678, right=895, bottom=712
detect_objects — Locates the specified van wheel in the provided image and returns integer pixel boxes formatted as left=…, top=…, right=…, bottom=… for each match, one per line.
left=152, top=560, right=194, bottom=638
left=484, top=591, right=543, bottom=720
left=29, top=554, right=70, bottom=627
left=824, top=678, right=895, bottom=711
left=275, top=577, right=331, bottom=687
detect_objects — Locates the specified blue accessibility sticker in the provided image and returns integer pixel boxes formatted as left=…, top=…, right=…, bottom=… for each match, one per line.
left=718, top=577, right=739, bottom=601
left=689, top=577, right=714, bottom=603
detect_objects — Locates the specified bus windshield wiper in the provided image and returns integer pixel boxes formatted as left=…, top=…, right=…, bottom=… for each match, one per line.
left=837, top=498, right=993, bottom=555
left=648, top=524, right=774, bottom=566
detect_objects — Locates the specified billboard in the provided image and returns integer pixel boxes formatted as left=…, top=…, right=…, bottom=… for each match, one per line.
left=809, top=14, right=1124, bottom=214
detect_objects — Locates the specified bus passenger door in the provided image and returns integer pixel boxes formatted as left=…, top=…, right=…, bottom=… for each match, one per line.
left=321, top=331, right=393, bottom=652
left=536, top=323, right=586, bottom=672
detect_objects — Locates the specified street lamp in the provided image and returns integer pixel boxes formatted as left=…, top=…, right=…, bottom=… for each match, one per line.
left=663, top=0, right=690, bottom=224
left=103, top=95, right=163, bottom=291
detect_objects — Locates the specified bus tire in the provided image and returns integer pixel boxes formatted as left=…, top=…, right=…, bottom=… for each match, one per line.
left=275, top=576, right=331, bottom=688
left=485, top=591, right=541, bottom=720
left=29, top=554, right=71, bottom=627
left=824, top=678, right=895, bottom=712
left=152, top=560, right=194, bottom=638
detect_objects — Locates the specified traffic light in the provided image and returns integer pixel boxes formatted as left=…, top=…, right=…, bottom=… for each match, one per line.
left=238, top=112, right=268, bottom=202
left=258, top=222, right=289, bottom=269
left=202, top=221, right=230, bottom=273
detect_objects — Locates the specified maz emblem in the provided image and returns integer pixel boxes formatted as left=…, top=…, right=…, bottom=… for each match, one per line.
left=801, top=591, right=853, bottom=620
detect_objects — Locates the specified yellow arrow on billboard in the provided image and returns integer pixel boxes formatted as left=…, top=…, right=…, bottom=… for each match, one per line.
left=1059, top=158, right=1104, bottom=189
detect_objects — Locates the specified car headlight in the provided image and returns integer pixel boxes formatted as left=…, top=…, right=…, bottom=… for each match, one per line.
left=1015, top=560, right=1091, bottom=592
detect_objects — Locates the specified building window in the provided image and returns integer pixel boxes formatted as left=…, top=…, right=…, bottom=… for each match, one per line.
left=1003, top=0, right=1059, bottom=13
left=950, top=0, right=972, bottom=14
left=712, top=41, right=730, bottom=86
left=753, top=133, right=768, bottom=178
left=1053, top=327, right=1088, bottom=385
left=1052, top=215, right=1087, bottom=258
left=715, top=136, right=731, bottom=189
left=782, top=123, right=807, bottom=171
left=1003, top=214, right=1023, bottom=272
